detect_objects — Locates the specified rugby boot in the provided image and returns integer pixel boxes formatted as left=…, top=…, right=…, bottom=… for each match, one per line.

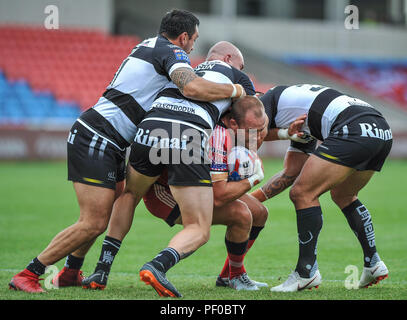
left=9, top=269, right=45, bottom=293
left=216, top=274, right=268, bottom=288
left=52, top=267, right=84, bottom=287
left=82, top=269, right=108, bottom=290
left=229, top=273, right=259, bottom=291
left=139, top=262, right=182, bottom=298
left=359, top=260, right=388, bottom=288
left=270, top=270, right=321, bottom=292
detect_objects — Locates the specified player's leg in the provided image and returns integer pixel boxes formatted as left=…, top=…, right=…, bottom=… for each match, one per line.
left=54, top=180, right=126, bottom=287
left=290, top=154, right=354, bottom=273
left=238, top=193, right=269, bottom=287
left=139, top=121, right=215, bottom=298
left=82, top=165, right=158, bottom=290
left=64, top=180, right=125, bottom=259
left=140, top=185, right=213, bottom=297
left=212, top=200, right=258, bottom=290
left=330, top=171, right=388, bottom=287
left=216, top=194, right=268, bottom=288
left=9, top=182, right=117, bottom=293
left=38, top=183, right=116, bottom=265
left=271, top=155, right=354, bottom=292
left=239, top=193, right=268, bottom=250
left=167, top=185, right=213, bottom=256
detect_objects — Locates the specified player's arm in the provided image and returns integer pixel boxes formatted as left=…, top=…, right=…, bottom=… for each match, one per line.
left=212, top=178, right=251, bottom=208
left=170, top=67, right=245, bottom=102
left=250, top=151, right=308, bottom=202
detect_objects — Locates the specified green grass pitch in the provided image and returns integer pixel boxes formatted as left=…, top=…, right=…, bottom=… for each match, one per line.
left=0, top=159, right=406, bottom=300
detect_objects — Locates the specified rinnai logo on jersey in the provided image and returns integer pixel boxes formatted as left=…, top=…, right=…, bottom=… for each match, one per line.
left=359, top=123, right=392, bottom=141
left=134, top=126, right=210, bottom=165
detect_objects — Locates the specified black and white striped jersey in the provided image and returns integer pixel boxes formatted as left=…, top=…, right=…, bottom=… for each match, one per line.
left=142, top=60, right=256, bottom=130
left=78, top=35, right=193, bottom=150
left=261, top=84, right=382, bottom=141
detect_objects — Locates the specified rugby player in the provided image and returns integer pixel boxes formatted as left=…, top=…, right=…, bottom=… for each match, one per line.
left=9, top=10, right=246, bottom=293
left=250, top=84, right=392, bottom=292
left=83, top=96, right=279, bottom=291
left=82, top=41, right=258, bottom=298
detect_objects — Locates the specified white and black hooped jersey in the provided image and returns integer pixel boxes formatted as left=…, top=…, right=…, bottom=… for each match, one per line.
left=79, top=35, right=193, bottom=150
left=261, top=84, right=382, bottom=141
left=143, top=60, right=256, bottom=130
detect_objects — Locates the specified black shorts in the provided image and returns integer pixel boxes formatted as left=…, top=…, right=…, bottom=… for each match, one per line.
left=129, top=119, right=212, bottom=187
left=314, top=114, right=392, bottom=171
left=290, top=139, right=317, bottom=154
left=67, top=120, right=126, bottom=190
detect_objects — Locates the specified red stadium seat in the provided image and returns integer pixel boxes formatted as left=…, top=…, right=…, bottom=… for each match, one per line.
left=0, top=25, right=275, bottom=111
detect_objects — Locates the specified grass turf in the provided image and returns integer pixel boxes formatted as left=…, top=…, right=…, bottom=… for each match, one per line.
left=0, top=159, right=406, bottom=301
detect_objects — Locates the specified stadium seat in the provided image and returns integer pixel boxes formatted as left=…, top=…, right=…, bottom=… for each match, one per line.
left=0, top=25, right=274, bottom=126
left=287, top=58, right=407, bottom=111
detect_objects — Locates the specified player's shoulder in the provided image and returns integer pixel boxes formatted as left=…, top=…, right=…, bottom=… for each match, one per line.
left=229, top=67, right=256, bottom=95
left=260, top=85, right=290, bottom=105
left=262, top=85, right=289, bottom=96
left=154, top=35, right=190, bottom=63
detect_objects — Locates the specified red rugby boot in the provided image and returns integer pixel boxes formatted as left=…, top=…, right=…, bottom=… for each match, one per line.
left=9, top=269, right=45, bottom=293
left=52, top=267, right=85, bottom=287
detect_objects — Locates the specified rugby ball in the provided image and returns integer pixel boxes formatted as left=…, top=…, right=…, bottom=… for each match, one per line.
left=227, top=146, right=257, bottom=181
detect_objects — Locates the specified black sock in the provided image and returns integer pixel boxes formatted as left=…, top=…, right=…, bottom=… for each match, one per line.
left=249, top=226, right=264, bottom=241
left=225, top=238, right=249, bottom=255
left=295, top=206, right=323, bottom=278
left=95, top=236, right=122, bottom=274
left=151, top=248, right=180, bottom=273
left=64, top=254, right=84, bottom=270
left=342, top=199, right=379, bottom=267
left=26, top=257, right=46, bottom=276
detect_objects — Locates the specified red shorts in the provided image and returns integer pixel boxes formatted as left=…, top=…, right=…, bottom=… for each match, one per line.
left=143, top=170, right=180, bottom=227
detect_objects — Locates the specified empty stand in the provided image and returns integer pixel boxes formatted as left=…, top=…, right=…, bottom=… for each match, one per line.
left=0, top=25, right=140, bottom=125
left=0, top=25, right=273, bottom=126
left=287, top=58, right=407, bottom=111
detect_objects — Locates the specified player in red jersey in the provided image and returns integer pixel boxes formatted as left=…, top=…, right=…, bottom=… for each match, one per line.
left=83, top=96, right=268, bottom=292
left=83, top=95, right=307, bottom=292
left=144, top=115, right=268, bottom=290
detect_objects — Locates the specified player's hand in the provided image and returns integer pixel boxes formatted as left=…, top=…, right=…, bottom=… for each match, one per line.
left=288, top=114, right=307, bottom=137
left=278, top=114, right=314, bottom=144
left=248, top=157, right=264, bottom=188
left=231, top=84, right=246, bottom=100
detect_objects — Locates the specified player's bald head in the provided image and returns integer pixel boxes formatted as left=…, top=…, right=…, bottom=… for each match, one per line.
left=231, top=96, right=265, bottom=126
left=206, top=41, right=244, bottom=70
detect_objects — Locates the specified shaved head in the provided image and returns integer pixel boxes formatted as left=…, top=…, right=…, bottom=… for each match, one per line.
left=206, top=41, right=244, bottom=70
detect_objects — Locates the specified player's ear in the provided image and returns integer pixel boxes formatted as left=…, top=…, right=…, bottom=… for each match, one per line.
left=223, top=54, right=233, bottom=66
left=178, top=32, right=188, bottom=46
left=229, top=118, right=239, bottom=130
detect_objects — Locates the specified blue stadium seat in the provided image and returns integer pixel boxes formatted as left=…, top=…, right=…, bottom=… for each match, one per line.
left=0, top=70, right=81, bottom=125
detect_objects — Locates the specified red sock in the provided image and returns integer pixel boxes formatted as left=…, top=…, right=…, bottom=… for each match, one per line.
left=219, top=257, right=230, bottom=279
left=219, top=241, right=254, bottom=277
left=241, top=227, right=264, bottom=273
left=241, top=240, right=256, bottom=274
left=229, top=252, right=245, bottom=279
left=224, top=238, right=248, bottom=279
